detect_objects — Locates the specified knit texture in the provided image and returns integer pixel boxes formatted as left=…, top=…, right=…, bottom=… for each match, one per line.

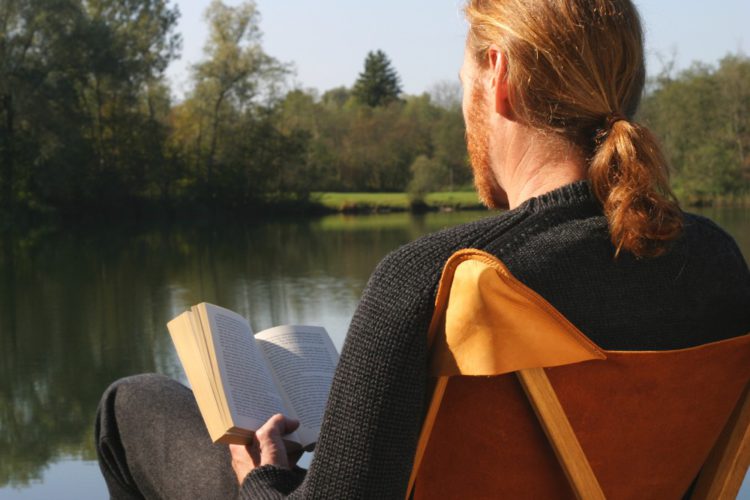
left=240, top=181, right=750, bottom=499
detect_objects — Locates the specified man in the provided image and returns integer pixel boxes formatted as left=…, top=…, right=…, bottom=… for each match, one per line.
left=96, top=1, right=750, bottom=498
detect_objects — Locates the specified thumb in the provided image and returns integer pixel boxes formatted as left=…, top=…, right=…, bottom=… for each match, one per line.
left=255, top=414, right=298, bottom=469
left=283, top=417, right=300, bottom=435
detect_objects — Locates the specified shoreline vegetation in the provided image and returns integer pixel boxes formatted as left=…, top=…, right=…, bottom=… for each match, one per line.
left=314, top=191, right=750, bottom=213
left=3, top=190, right=748, bottom=234
left=0, top=191, right=487, bottom=232
left=676, top=193, right=750, bottom=209
left=2, top=0, right=749, bottom=230
left=315, top=191, right=485, bottom=213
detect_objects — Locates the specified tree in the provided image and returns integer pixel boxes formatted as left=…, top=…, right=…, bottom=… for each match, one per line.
left=716, top=55, right=750, bottom=186
left=80, top=0, right=181, bottom=198
left=407, top=155, right=450, bottom=202
left=429, top=80, right=462, bottom=110
left=321, top=86, right=351, bottom=108
left=191, top=0, right=287, bottom=187
left=639, top=54, right=750, bottom=201
left=0, top=0, right=181, bottom=215
left=352, top=50, right=402, bottom=107
left=0, top=0, right=91, bottom=212
left=431, top=106, right=469, bottom=190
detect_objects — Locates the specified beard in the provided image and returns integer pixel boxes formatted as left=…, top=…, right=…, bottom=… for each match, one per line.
left=466, top=84, right=508, bottom=209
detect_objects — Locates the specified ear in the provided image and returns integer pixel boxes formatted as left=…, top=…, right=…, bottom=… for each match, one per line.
left=485, top=45, right=511, bottom=118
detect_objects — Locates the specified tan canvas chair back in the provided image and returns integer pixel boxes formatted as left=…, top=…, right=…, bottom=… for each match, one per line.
left=407, top=250, right=750, bottom=499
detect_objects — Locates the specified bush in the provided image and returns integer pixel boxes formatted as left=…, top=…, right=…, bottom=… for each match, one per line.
left=407, top=155, right=450, bottom=202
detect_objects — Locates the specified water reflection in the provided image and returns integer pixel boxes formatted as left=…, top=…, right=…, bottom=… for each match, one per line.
left=693, top=206, right=750, bottom=253
left=0, top=211, right=490, bottom=489
left=1, top=207, right=748, bottom=494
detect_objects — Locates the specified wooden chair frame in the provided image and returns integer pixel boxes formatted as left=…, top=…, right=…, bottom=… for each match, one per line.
left=406, top=251, right=750, bottom=499
left=519, top=368, right=750, bottom=500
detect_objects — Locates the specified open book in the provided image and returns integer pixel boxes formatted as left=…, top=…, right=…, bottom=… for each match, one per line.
left=167, top=302, right=339, bottom=451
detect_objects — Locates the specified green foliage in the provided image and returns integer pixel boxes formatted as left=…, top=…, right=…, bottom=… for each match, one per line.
left=315, top=191, right=481, bottom=212
left=0, top=1, right=476, bottom=219
left=0, top=0, right=181, bottom=213
left=273, top=87, right=469, bottom=194
left=2, top=0, right=746, bottom=222
left=352, top=50, right=402, bottom=107
left=407, top=155, right=450, bottom=202
left=639, top=54, right=750, bottom=203
left=317, top=192, right=412, bottom=211
left=188, top=0, right=288, bottom=189
left=429, top=86, right=471, bottom=190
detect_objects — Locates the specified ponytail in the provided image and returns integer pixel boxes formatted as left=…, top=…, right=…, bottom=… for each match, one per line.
left=589, top=116, right=683, bottom=258
left=465, top=0, right=684, bottom=258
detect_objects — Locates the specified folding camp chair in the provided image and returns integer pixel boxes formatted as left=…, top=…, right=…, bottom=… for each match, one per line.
left=407, top=250, right=750, bottom=499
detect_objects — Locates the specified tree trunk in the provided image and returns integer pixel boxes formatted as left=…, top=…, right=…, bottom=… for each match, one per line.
left=1, top=93, right=14, bottom=213
left=94, top=77, right=106, bottom=173
left=206, top=92, right=226, bottom=187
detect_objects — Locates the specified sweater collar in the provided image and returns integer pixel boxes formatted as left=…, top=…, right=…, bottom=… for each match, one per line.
left=516, top=180, right=598, bottom=213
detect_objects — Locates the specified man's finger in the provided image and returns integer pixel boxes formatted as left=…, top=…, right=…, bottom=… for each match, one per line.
left=257, top=414, right=298, bottom=438
left=254, top=414, right=295, bottom=469
left=283, top=417, right=300, bottom=434
left=256, top=413, right=286, bottom=440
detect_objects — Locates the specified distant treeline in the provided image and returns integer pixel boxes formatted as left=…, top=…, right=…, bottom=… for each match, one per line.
left=1, top=0, right=748, bottom=222
left=638, top=56, right=750, bottom=205
left=639, top=56, right=750, bottom=205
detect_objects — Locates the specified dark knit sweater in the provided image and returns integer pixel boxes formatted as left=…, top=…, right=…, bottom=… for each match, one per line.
left=241, top=181, right=750, bottom=499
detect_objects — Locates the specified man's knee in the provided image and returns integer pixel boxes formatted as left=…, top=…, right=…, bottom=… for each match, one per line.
left=94, top=374, right=236, bottom=499
left=98, top=373, right=170, bottom=407
left=104, top=373, right=179, bottom=402
left=96, top=374, right=184, bottom=441
left=96, top=374, right=179, bottom=499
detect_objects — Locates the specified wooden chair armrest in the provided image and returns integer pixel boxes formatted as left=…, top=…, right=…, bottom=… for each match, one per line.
left=692, top=382, right=750, bottom=499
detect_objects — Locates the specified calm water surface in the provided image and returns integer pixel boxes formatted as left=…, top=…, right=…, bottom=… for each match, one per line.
left=1, top=208, right=748, bottom=499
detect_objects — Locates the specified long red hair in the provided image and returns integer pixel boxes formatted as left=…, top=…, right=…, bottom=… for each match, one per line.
left=465, top=0, right=682, bottom=258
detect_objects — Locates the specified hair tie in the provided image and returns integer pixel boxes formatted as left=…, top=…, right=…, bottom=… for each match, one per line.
left=594, top=113, right=627, bottom=146
left=605, top=113, right=627, bottom=130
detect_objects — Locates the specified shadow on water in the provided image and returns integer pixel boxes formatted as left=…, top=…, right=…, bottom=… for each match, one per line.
left=0, top=210, right=492, bottom=488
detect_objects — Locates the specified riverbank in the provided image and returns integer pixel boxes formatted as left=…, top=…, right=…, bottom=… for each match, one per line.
left=4, top=190, right=749, bottom=232
left=677, top=193, right=750, bottom=208
left=0, top=191, right=486, bottom=233
left=314, top=191, right=484, bottom=213
left=311, top=191, right=750, bottom=213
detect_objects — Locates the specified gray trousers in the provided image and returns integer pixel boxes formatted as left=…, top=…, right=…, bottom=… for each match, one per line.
left=95, top=373, right=240, bottom=499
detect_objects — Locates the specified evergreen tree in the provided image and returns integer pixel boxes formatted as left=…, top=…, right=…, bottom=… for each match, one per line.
left=353, top=50, right=402, bottom=107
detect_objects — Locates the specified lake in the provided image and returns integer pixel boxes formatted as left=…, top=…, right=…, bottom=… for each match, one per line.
left=1, top=207, right=749, bottom=499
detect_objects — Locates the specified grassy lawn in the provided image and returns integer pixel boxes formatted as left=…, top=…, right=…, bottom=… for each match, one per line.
left=424, top=191, right=482, bottom=208
left=314, top=191, right=482, bottom=212
left=315, top=192, right=411, bottom=210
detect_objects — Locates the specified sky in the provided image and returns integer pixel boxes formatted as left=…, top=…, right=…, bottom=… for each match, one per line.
left=166, top=0, right=749, bottom=100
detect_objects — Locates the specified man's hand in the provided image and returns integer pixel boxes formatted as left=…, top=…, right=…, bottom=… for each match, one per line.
left=229, top=414, right=301, bottom=485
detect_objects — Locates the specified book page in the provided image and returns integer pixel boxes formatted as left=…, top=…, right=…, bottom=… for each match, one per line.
left=167, top=313, right=226, bottom=442
left=189, top=308, right=231, bottom=428
left=256, top=325, right=339, bottom=446
left=199, top=303, right=288, bottom=432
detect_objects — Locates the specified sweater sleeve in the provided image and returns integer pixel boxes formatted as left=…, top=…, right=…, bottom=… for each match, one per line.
left=240, top=246, right=438, bottom=499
